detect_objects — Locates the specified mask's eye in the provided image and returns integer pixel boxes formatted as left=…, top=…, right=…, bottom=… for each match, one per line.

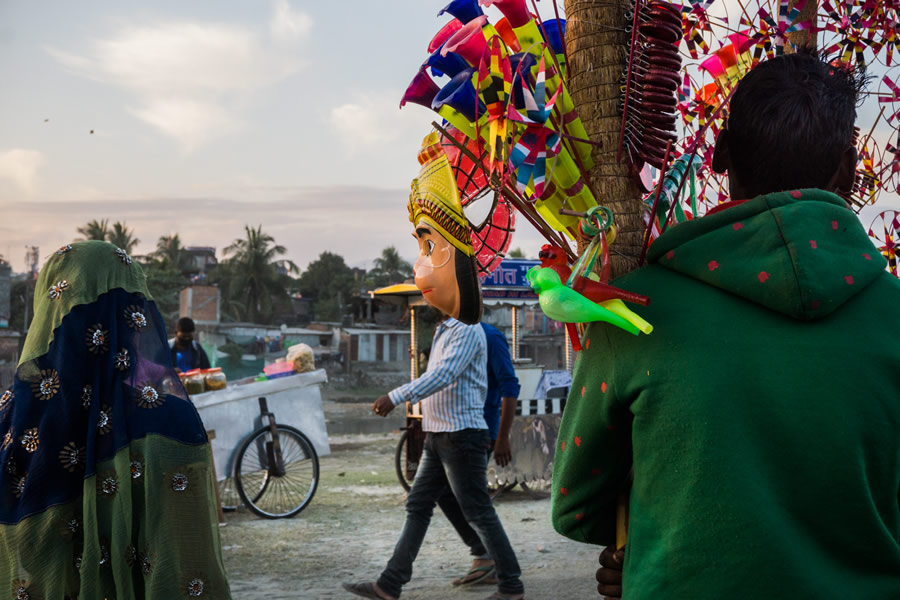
left=425, top=240, right=435, bottom=256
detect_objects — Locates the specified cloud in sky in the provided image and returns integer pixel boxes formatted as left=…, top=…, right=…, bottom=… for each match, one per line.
left=0, top=149, right=45, bottom=194
left=270, top=0, right=313, bottom=44
left=330, top=91, right=427, bottom=156
left=46, top=3, right=312, bottom=150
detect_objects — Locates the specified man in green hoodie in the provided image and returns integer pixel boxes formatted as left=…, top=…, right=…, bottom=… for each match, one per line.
left=551, top=50, right=900, bottom=599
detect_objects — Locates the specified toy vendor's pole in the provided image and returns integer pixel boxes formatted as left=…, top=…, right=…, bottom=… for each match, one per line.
left=511, top=306, right=520, bottom=362
left=410, top=306, right=419, bottom=381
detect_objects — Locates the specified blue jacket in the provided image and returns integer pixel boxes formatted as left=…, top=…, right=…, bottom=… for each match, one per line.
left=480, top=323, right=520, bottom=440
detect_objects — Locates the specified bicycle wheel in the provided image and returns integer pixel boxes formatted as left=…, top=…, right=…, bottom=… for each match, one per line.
left=234, top=424, right=319, bottom=519
left=218, top=477, right=240, bottom=512
left=394, top=430, right=415, bottom=491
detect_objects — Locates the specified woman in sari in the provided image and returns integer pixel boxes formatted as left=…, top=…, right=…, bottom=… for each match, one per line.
left=0, top=241, right=231, bottom=599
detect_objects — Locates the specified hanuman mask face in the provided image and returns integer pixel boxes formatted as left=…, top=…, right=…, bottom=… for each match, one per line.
left=407, top=131, right=482, bottom=324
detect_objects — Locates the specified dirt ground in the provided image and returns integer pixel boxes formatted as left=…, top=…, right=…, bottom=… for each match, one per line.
left=219, top=400, right=602, bottom=600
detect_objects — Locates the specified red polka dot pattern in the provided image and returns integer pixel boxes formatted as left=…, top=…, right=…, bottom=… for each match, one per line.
left=732, top=223, right=744, bottom=231
left=708, top=260, right=720, bottom=271
left=758, top=271, right=769, bottom=283
left=601, top=382, right=607, bottom=393
left=809, top=240, right=817, bottom=249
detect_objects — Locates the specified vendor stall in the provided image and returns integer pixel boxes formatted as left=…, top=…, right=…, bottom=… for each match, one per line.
left=192, top=368, right=330, bottom=518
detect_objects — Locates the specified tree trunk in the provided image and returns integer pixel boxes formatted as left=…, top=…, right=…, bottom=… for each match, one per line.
left=564, top=0, right=646, bottom=278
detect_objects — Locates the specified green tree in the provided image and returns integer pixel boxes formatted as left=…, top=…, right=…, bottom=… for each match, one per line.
left=141, top=261, right=188, bottom=327
left=152, top=233, right=192, bottom=272
left=9, top=278, right=35, bottom=333
left=299, top=251, right=355, bottom=322
left=507, top=247, right=526, bottom=258
left=76, top=219, right=109, bottom=241
left=369, top=246, right=414, bottom=287
left=107, top=221, right=140, bottom=254
left=218, top=225, right=298, bottom=324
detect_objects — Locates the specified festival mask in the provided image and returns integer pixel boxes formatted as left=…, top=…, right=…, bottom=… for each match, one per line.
left=408, top=131, right=482, bottom=324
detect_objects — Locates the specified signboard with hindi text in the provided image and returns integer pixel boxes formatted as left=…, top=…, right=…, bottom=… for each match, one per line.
left=480, top=259, right=540, bottom=300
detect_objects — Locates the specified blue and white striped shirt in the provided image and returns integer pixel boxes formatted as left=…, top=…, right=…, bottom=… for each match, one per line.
left=389, top=318, right=488, bottom=433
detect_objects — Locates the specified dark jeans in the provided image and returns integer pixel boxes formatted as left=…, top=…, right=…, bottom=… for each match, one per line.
left=436, top=441, right=495, bottom=558
left=377, top=430, right=523, bottom=598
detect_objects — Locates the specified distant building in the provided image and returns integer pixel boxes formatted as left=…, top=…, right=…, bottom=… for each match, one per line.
left=24, top=246, right=39, bottom=278
left=184, top=247, right=218, bottom=276
left=343, top=328, right=411, bottom=363
left=0, top=262, right=10, bottom=328
left=180, top=285, right=221, bottom=325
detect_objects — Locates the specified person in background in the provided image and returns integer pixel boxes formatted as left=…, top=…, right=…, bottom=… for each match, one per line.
left=551, top=49, right=900, bottom=599
left=443, top=321, right=520, bottom=587
left=170, top=316, right=210, bottom=373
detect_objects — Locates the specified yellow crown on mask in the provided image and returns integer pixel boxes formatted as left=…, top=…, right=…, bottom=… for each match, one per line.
left=408, top=131, right=474, bottom=257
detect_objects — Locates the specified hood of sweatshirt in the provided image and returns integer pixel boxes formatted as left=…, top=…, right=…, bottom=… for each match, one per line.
left=646, top=189, right=888, bottom=320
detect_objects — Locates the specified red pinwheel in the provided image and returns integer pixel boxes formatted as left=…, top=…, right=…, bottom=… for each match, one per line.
left=868, top=210, right=900, bottom=277
left=439, top=126, right=516, bottom=277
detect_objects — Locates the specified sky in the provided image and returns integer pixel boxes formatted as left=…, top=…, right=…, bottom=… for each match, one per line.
left=0, top=0, right=555, bottom=273
left=0, top=1, right=897, bottom=274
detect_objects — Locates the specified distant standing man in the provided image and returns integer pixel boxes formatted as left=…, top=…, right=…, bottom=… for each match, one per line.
left=170, top=316, right=211, bottom=373
left=441, top=321, right=520, bottom=587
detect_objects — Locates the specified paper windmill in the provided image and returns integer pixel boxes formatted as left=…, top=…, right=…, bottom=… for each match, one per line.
left=507, top=55, right=562, bottom=199
left=868, top=210, right=900, bottom=277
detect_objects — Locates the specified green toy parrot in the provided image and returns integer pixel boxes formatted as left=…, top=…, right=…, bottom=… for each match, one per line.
left=527, top=266, right=643, bottom=336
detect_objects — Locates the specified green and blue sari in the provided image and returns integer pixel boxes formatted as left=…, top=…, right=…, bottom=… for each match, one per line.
left=0, top=241, right=231, bottom=599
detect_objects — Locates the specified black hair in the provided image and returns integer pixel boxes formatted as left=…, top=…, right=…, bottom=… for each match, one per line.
left=726, top=48, right=869, bottom=196
left=454, top=247, right=482, bottom=325
left=176, top=317, right=196, bottom=333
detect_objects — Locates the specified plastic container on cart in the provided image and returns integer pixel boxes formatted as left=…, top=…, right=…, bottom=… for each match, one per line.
left=181, top=369, right=206, bottom=395
left=203, top=367, right=227, bottom=391
left=263, top=360, right=295, bottom=380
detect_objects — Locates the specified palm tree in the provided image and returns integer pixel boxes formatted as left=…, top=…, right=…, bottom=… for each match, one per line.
left=507, top=248, right=526, bottom=259
left=152, top=234, right=192, bottom=272
left=221, top=225, right=298, bottom=323
left=76, top=219, right=110, bottom=241
left=563, top=1, right=645, bottom=277
left=107, top=221, right=140, bottom=254
left=370, top=246, right=413, bottom=285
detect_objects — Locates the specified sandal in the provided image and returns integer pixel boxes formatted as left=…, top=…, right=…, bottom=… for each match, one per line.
left=451, top=564, right=496, bottom=587
left=342, top=581, right=397, bottom=600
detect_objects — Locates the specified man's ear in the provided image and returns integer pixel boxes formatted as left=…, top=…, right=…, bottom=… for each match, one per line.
left=712, top=129, right=730, bottom=175
left=828, top=145, right=857, bottom=196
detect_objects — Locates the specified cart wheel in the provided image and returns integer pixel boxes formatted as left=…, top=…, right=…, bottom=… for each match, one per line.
left=395, top=430, right=415, bottom=491
left=395, top=430, right=520, bottom=499
left=234, top=424, right=319, bottom=519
